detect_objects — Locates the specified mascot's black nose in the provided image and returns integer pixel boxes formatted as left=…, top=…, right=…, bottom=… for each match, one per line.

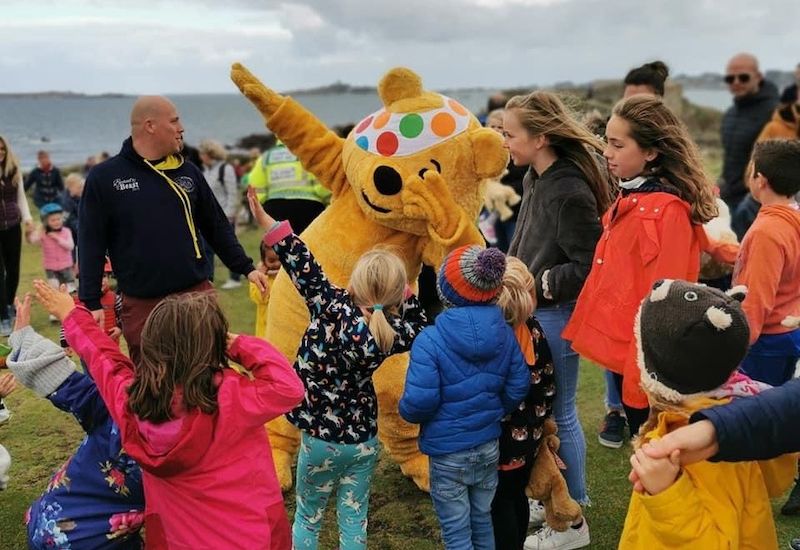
left=373, top=165, right=403, bottom=196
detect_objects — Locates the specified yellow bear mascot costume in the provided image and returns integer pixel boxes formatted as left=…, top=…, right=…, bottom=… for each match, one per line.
left=231, top=63, right=507, bottom=491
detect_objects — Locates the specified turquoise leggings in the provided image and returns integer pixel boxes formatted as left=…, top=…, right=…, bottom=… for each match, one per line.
left=293, top=431, right=379, bottom=550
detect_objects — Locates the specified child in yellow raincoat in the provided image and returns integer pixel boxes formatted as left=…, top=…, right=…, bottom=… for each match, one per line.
left=620, top=279, right=796, bottom=550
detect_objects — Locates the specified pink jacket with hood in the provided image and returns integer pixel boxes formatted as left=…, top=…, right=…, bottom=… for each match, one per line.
left=63, top=307, right=304, bottom=550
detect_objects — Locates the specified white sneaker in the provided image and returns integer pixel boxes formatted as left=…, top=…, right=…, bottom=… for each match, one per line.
left=0, top=405, right=10, bottom=425
left=220, top=279, right=242, bottom=290
left=48, top=314, right=58, bottom=323
left=529, top=499, right=547, bottom=527
left=524, top=519, right=590, bottom=550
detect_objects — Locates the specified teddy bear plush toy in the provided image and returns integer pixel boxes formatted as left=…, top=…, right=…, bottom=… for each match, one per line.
left=231, top=63, right=509, bottom=491
left=526, top=418, right=583, bottom=532
left=484, top=178, right=521, bottom=222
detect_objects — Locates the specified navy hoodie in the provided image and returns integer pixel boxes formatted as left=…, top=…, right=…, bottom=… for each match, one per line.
left=78, top=138, right=254, bottom=309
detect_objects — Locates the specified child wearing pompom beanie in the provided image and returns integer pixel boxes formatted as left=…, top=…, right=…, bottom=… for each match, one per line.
left=400, top=244, right=530, bottom=549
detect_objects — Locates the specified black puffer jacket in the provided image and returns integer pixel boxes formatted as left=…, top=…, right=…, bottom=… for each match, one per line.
left=507, top=158, right=602, bottom=306
left=720, top=80, right=779, bottom=206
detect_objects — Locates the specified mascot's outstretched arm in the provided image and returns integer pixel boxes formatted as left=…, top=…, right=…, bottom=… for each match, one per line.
left=231, top=63, right=348, bottom=197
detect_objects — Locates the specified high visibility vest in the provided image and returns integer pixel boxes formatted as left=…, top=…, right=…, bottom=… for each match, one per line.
left=247, top=144, right=329, bottom=204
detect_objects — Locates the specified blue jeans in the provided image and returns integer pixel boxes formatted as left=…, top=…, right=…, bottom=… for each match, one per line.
left=429, top=440, right=499, bottom=550
left=537, top=303, right=588, bottom=505
left=604, top=369, right=623, bottom=412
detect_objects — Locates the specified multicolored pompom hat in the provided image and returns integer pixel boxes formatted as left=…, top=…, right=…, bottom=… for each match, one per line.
left=437, top=245, right=507, bottom=308
left=351, top=95, right=473, bottom=157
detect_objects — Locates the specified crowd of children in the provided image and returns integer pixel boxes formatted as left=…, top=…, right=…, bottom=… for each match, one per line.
left=0, top=84, right=799, bottom=550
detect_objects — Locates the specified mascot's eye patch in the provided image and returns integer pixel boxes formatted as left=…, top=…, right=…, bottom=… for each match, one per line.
left=373, top=165, right=403, bottom=196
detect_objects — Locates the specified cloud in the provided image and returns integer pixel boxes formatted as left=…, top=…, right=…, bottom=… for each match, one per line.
left=3, top=0, right=798, bottom=94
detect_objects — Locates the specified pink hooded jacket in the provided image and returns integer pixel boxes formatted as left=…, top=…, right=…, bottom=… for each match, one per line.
left=30, top=227, right=74, bottom=271
left=63, top=307, right=304, bottom=550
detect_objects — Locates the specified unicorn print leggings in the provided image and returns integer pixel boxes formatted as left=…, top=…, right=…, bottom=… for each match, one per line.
left=293, top=431, right=380, bottom=550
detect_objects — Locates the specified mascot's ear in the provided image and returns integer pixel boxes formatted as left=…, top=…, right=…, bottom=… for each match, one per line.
left=471, top=128, right=509, bottom=180
left=378, top=68, right=423, bottom=107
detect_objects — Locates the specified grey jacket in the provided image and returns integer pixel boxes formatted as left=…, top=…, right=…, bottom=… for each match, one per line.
left=507, top=158, right=602, bottom=306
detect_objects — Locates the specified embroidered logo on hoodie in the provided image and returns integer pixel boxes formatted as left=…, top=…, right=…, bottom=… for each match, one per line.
left=113, top=178, right=140, bottom=192
left=174, top=176, right=195, bottom=193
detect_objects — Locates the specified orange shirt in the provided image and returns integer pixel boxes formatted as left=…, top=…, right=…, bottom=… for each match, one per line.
left=733, top=204, right=800, bottom=343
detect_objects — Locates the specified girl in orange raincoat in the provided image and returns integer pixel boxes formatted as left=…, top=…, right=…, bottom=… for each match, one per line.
left=563, top=95, right=718, bottom=438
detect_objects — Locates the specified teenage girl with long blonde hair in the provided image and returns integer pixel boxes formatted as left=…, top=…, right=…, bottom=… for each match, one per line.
left=503, top=90, right=614, bottom=548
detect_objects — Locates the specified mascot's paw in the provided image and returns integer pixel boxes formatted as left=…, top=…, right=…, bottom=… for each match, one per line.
left=273, top=448, right=295, bottom=492
left=230, top=62, right=283, bottom=116
left=399, top=453, right=430, bottom=492
left=402, top=171, right=462, bottom=241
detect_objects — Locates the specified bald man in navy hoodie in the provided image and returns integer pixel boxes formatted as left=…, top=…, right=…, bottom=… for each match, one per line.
left=78, top=96, right=268, bottom=363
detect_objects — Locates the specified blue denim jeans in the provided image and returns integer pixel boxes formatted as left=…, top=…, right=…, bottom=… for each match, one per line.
left=604, top=369, right=623, bottom=411
left=429, top=440, right=499, bottom=550
left=537, top=302, right=588, bottom=505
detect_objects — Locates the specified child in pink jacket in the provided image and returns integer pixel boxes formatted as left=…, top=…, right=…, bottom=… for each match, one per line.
left=28, top=202, right=75, bottom=292
left=33, top=280, right=304, bottom=550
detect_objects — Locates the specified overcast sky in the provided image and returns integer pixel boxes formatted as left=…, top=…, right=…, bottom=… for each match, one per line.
left=3, top=0, right=796, bottom=95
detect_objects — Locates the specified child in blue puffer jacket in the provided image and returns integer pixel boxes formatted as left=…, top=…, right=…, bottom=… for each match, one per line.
left=400, top=245, right=530, bottom=550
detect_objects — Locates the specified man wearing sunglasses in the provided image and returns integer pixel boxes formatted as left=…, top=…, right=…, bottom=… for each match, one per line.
left=720, top=53, right=779, bottom=240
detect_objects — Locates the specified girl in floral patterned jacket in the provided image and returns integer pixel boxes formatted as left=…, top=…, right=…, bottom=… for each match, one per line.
left=249, top=188, right=427, bottom=550
left=6, top=295, right=144, bottom=549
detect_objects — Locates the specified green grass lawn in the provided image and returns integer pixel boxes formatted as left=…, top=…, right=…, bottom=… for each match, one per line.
left=1, top=223, right=798, bottom=549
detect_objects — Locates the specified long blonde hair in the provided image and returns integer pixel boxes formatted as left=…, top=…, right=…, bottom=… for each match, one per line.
left=612, top=96, right=718, bottom=223
left=496, top=257, right=536, bottom=326
left=348, top=249, right=408, bottom=353
left=128, top=292, right=228, bottom=423
left=0, top=136, right=21, bottom=187
left=505, top=91, right=615, bottom=214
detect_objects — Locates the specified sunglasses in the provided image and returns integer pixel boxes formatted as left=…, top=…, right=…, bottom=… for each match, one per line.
left=724, top=73, right=752, bottom=85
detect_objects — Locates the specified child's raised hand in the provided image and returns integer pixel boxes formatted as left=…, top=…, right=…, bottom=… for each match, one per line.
left=32, top=281, right=76, bottom=321
left=247, top=186, right=276, bottom=229
left=630, top=446, right=681, bottom=496
left=107, top=327, right=122, bottom=342
left=13, top=294, right=32, bottom=332
left=0, top=373, right=16, bottom=399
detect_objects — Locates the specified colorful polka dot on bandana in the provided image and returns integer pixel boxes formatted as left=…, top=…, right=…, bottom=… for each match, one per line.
left=351, top=95, right=473, bottom=157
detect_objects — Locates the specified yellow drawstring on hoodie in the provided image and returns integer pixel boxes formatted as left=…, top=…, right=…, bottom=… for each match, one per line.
left=143, top=156, right=202, bottom=259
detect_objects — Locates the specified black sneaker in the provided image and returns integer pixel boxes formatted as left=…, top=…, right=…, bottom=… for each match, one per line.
left=782, top=480, right=800, bottom=515
left=598, top=411, right=626, bottom=449
left=790, top=537, right=800, bottom=550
